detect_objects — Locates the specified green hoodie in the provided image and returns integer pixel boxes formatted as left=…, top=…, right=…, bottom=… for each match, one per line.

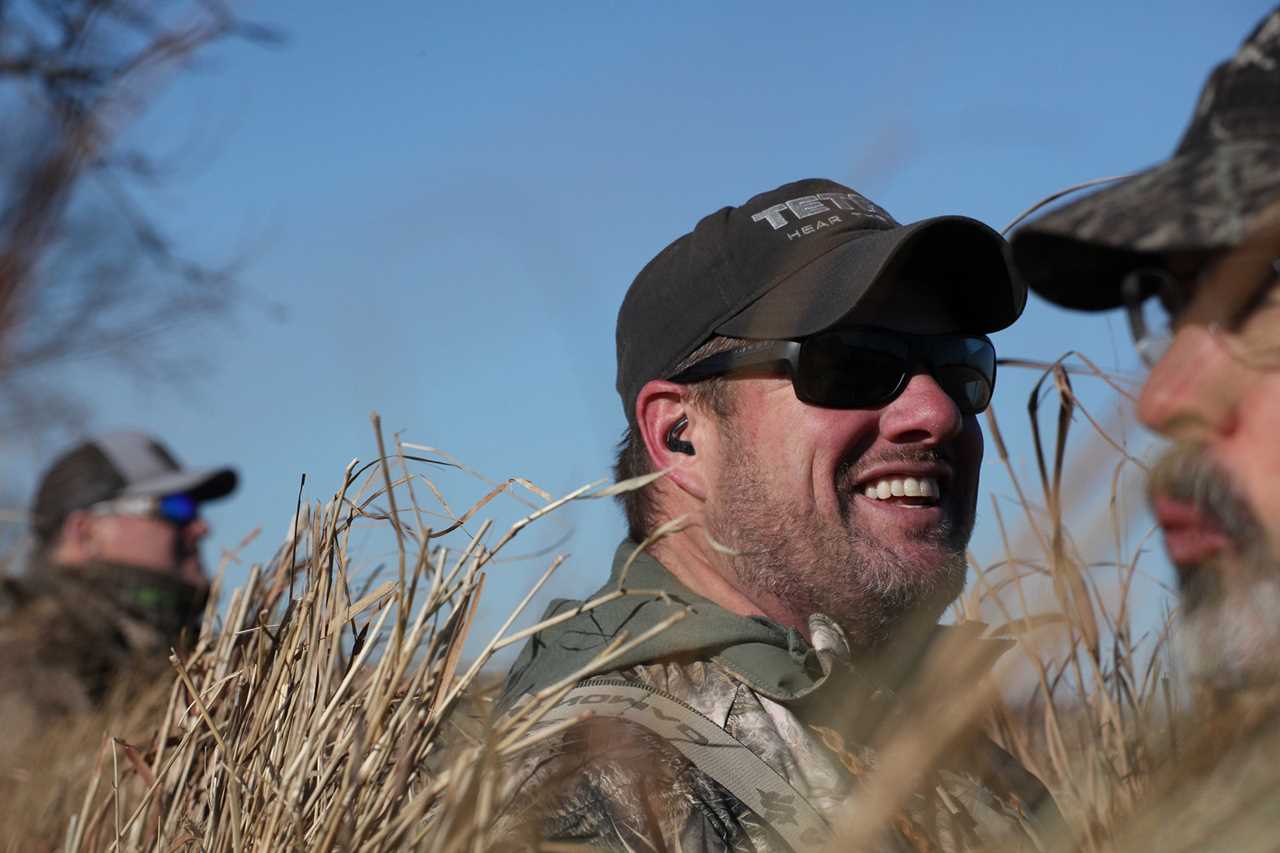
left=501, top=540, right=834, bottom=711
left=498, top=540, right=1003, bottom=715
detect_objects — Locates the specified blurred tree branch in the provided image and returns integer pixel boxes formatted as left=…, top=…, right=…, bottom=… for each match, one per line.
left=0, top=0, right=281, bottom=438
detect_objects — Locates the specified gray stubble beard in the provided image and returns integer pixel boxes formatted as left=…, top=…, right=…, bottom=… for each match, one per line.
left=705, top=427, right=970, bottom=650
left=1152, top=443, right=1280, bottom=691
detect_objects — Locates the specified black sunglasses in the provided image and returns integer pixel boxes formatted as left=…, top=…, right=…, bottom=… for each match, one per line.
left=669, top=327, right=998, bottom=415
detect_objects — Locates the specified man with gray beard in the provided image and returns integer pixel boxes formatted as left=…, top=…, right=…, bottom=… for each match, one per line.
left=1011, top=10, right=1280, bottom=847
left=1151, top=433, right=1280, bottom=693
left=1011, top=8, right=1280, bottom=697
left=496, top=179, right=1062, bottom=851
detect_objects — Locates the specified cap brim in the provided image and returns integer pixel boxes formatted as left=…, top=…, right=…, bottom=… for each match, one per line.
left=121, top=467, right=238, bottom=502
left=1011, top=141, right=1280, bottom=311
left=716, top=216, right=1023, bottom=339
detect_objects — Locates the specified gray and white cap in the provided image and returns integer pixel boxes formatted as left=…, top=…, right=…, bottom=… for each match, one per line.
left=32, top=431, right=238, bottom=542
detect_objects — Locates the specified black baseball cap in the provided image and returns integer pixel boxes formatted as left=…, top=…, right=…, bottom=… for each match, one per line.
left=615, top=178, right=1024, bottom=423
left=1011, top=9, right=1280, bottom=311
left=32, top=431, right=238, bottom=544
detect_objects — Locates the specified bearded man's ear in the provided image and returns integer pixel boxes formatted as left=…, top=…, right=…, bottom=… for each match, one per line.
left=634, top=380, right=708, bottom=501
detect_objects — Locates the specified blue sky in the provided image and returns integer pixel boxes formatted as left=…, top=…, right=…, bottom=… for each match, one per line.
left=6, top=1, right=1274, bottom=655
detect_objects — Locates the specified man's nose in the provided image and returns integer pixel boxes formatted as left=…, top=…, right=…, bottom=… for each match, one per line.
left=177, top=519, right=210, bottom=587
left=880, top=371, right=964, bottom=444
left=184, top=518, right=211, bottom=541
left=1137, top=326, right=1242, bottom=442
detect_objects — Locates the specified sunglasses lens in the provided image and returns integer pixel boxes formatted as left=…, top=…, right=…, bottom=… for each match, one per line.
left=796, top=330, right=995, bottom=412
left=159, top=493, right=199, bottom=525
left=1123, top=269, right=1181, bottom=368
left=929, top=335, right=996, bottom=414
left=796, top=335, right=907, bottom=406
left=933, top=365, right=993, bottom=414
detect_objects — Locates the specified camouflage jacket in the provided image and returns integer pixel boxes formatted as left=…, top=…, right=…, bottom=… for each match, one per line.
left=495, top=542, right=1066, bottom=852
left=0, top=558, right=205, bottom=757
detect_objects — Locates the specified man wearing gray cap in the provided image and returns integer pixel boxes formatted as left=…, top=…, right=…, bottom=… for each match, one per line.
left=496, top=179, right=1061, bottom=850
left=1012, top=8, right=1280, bottom=697
left=0, top=431, right=236, bottom=750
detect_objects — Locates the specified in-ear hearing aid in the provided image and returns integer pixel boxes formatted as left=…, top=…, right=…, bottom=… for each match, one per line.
left=665, top=415, right=695, bottom=456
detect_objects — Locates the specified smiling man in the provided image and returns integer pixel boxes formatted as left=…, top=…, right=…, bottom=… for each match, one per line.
left=1011, top=9, right=1280, bottom=696
left=497, top=179, right=1061, bottom=851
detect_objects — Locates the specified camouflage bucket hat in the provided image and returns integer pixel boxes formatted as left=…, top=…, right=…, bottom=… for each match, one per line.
left=1011, top=9, right=1280, bottom=311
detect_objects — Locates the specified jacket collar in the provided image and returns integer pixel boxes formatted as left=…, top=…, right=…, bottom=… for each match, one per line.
left=500, top=540, right=1011, bottom=711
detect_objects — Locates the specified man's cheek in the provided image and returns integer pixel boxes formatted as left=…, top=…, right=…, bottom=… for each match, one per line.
left=1247, top=478, right=1280, bottom=556
left=958, top=421, right=984, bottom=503
left=970, top=419, right=985, bottom=466
left=1242, top=401, right=1280, bottom=539
left=1221, top=435, right=1280, bottom=552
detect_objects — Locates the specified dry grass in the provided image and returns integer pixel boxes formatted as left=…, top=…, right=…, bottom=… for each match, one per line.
left=0, top=368, right=1271, bottom=852
left=0, top=414, right=691, bottom=852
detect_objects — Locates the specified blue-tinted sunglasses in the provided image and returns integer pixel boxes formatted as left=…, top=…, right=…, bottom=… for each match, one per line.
left=90, top=493, right=200, bottom=526
left=157, top=493, right=200, bottom=525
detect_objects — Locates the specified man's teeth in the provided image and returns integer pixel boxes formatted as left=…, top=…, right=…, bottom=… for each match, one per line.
left=862, top=476, right=940, bottom=500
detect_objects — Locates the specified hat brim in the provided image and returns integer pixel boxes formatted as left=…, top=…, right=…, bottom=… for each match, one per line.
left=715, top=216, right=1023, bottom=339
left=1011, top=141, right=1280, bottom=311
left=121, top=467, right=238, bottom=502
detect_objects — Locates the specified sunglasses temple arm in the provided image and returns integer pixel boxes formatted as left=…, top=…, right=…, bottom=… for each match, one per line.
left=669, top=341, right=801, bottom=383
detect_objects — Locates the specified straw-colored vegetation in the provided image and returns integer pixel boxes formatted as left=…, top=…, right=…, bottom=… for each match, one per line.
left=0, top=374, right=1272, bottom=851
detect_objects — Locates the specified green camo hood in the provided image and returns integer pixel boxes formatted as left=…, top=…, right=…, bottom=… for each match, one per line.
left=500, top=541, right=835, bottom=711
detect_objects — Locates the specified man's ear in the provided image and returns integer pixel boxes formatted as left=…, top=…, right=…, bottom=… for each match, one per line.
left=635, top=380, right=709, bottom=501
left=52, top=510, right=97, bottom=562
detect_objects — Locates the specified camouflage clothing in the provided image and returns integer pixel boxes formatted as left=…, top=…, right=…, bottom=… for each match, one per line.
left=1012, top=9, right=1280, bottom=311
left=0, top=557, right=205, bottom=757
left=496, top=542, right=1065, bottom=851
